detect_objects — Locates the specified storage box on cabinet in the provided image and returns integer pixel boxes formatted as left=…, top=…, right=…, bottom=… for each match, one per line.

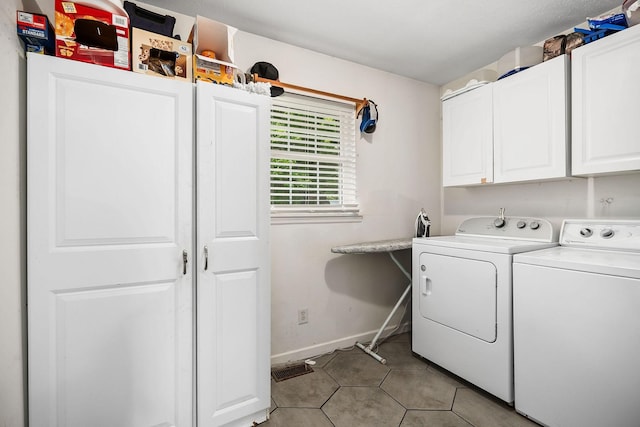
left=572, top=24, right=640, bottom=176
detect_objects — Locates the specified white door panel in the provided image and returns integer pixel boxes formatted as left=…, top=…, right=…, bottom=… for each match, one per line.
left=27, top=53, right=193, bottom=427
left=196, top=81, right=271, bottom=427
left=572, top=25, right=640, bottom=175
left=493, top=56, right=568, bottom=183
left=418, top=252, right=497, bottom=342
left=442, top=84, right=493, bottom=186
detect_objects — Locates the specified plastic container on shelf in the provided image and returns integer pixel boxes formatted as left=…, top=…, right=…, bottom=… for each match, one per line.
left=497, top=46, right=543, bottom=80
left=623, top=0, right=640, bottom=26
left=440, top=68, right=497, bottom=101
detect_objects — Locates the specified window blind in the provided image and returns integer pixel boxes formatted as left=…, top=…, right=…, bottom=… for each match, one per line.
left=270, top=93, right=358, bottom=216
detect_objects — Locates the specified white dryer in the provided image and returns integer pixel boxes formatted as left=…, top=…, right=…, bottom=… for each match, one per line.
left=513, top=219, right=640, bottom=427
left=412, top=212, right=557, bottom=403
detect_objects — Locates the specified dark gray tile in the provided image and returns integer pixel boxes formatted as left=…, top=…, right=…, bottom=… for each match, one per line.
left=325, top=352, right=390, bottom=386
left=381, top=368, right=459, bottom=410
left=376, top=341, right=429, bottom=370
left=452, top=388, right=539, bottom=427
left=271, top=368, right=339, bottom=408
left=400, top=410, right=473, bottom=427
left=260, top=407, right=334, bottom=427
left=311, top=351, right=339, bottom=368
left=383, top=332, right=411, bottom=344
left=323, top=387, right=406, bottom=427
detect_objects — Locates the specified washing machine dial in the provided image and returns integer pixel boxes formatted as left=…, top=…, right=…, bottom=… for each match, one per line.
left=516, top=220, right=526, bottom=229
left=580, top=227, right=593, bottom=237
left=421, top=265, right=426, bottom=271
left=600, top=228, right=614, bottom=239
left=530, top=221, right=540, bottom=230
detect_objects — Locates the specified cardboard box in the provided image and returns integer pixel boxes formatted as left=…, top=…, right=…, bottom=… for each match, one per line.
left=132, top=28, right=192, bottom=81
left=189, top=15, right=237, bottom=85
left=54, top=0, right=130, bottom=70
left=17, top=11, right=55, bottom=55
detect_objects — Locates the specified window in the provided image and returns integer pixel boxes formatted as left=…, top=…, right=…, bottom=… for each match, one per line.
left=270, top=93, right=360, bottom=222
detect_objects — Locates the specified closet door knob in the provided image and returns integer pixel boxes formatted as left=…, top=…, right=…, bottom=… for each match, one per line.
left=204, top=246, right=208, bottom=271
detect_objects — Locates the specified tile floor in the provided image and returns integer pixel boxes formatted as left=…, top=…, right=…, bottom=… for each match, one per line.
left=263, top=332, right=540, bottom=427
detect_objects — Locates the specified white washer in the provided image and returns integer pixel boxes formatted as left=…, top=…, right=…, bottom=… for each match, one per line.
left=513, top=219, right=640, bottom=427
left=412, top=214, right=557, bottom=403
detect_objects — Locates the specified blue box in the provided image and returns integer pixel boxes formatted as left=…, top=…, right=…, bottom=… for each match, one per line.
left=17, top=11, right=54, bottom=55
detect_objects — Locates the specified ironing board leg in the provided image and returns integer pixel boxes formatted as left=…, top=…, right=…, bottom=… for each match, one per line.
left=356, top=251, right=412, bottom=364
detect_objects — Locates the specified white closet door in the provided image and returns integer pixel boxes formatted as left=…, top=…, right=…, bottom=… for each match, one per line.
left=196, top=82, right=271, bottom=427
left=27, top=53, right=193, bottom=427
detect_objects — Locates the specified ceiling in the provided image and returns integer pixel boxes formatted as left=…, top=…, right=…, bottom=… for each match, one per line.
left=143, top=0, right=621, bottom=85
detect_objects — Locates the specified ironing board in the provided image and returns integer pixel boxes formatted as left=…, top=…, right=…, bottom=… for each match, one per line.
left=331, top=238, right=413, bottom=364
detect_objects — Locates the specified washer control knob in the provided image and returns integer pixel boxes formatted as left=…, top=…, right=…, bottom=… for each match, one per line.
left=530, top=221, right=540, bottom=230
left=580, top=228, right=593, bottom=237
left=494, top=218, right=506, bottom=228
left=420, top=265, right=426, bottom=271
left=600, top=228, right=614, bottom=239
left=516, top=220, right=527, bottom=229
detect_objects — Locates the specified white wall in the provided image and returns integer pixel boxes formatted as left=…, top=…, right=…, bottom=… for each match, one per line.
left=442, top=174, right=640, bottom=235
left=232, top=32, right=441, bottom=362
left=0, top=1, right=27, bottom=426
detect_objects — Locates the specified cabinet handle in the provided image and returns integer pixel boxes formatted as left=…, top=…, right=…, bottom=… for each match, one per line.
left=204, top=245, right=208, bottom=271
left=182, top=250, right=188, bottom=275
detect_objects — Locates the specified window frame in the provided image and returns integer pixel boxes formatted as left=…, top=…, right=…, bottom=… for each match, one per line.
left=269, top=92, right=361, bottom=224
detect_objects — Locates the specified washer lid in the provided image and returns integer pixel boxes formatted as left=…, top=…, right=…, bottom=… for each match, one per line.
left=413, top=235, right=558, bottom=254
left=514, top=246, right=640, bottom=279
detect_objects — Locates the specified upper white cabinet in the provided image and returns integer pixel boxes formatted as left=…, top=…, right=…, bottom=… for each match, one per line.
left=493, top=55, right=569, bottom=183
left=442, top=83, right=493, bottom=186
left=442, top=55, right=569, bottom=187
left=572, top=24, right=640, bottom=175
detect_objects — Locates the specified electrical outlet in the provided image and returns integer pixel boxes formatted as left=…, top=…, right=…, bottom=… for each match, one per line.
left=298, top=308, right=309, bottom=325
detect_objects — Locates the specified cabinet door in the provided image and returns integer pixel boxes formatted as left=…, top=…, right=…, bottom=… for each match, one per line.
left=196, top=82, right=271, bottom=427
left=493, top=55, right=569, bottom=183
left=27, top=54, right=193, bottom=427
left=442, top=83, right=493, bottom=186
left=572, top=25, right=640, bottom=175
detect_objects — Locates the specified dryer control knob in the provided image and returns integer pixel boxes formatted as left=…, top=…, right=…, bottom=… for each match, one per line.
left=530, top=221, right=540, bottom=230
left=517, top=220, right=526, bottom=229
left=580, top=228, right=593, bottom=237
left=600, top=228, right=614, bottom=239
left=494, top=218, right=506, bottom=228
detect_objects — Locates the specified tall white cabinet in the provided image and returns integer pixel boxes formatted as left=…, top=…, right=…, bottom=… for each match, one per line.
left=27, top=53, right=271, bottom=427
left=572, top=24, right=640, bottom=175
left=196, top=82, right=271, bottom=426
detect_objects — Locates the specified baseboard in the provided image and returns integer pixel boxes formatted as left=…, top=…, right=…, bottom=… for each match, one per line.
left=270, top=321, right=411, bottom=365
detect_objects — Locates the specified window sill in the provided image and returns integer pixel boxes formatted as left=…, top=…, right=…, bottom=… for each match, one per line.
left=270, top=211, right=363, bottom=225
